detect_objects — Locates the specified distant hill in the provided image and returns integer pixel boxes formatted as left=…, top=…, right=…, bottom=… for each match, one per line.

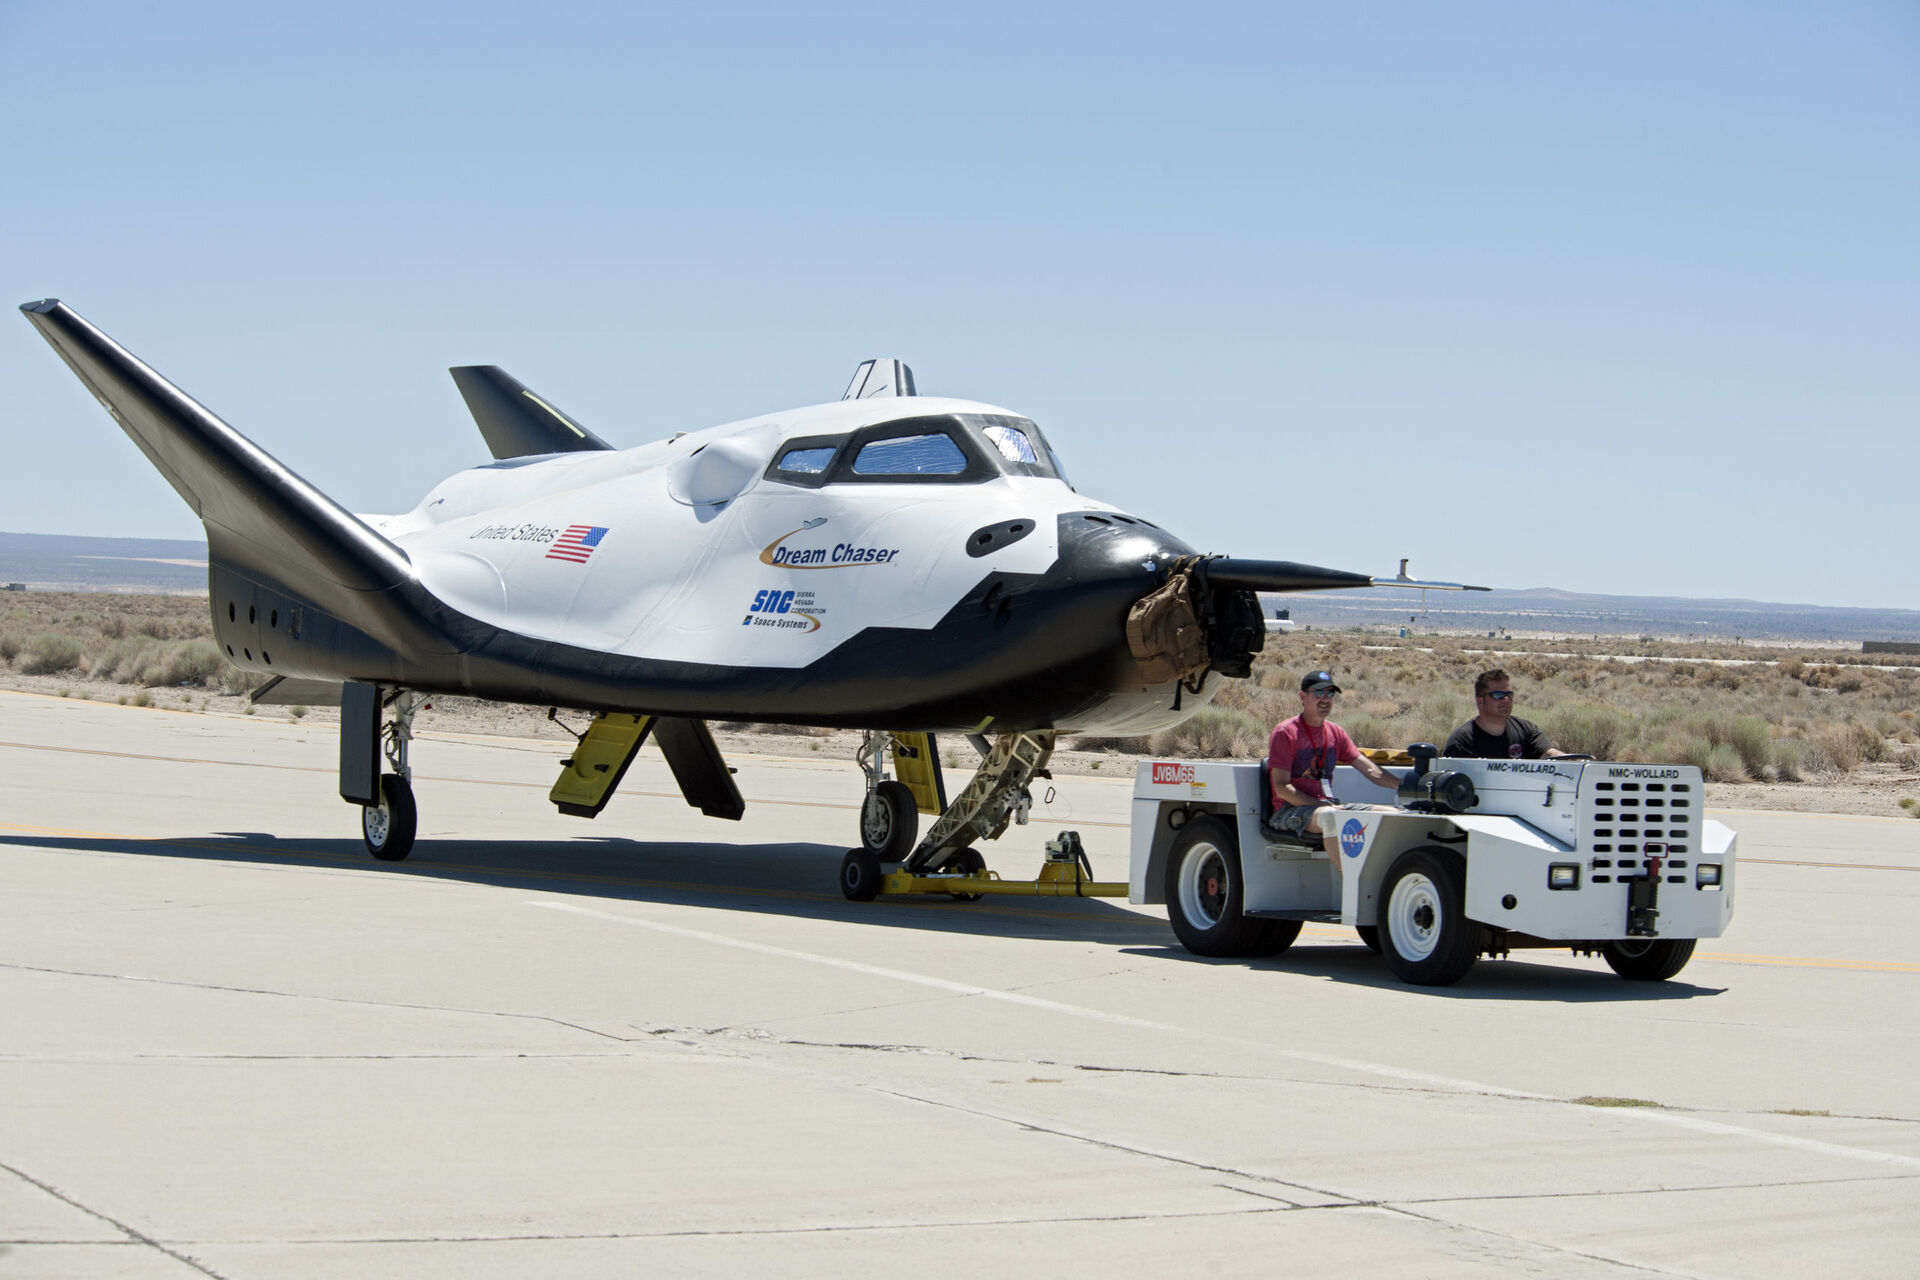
left=4, top=531, right=1913, bottom=643
left=0, top=532, right=206, bottom=594
left=1267, top=586, right=1920, bottom=644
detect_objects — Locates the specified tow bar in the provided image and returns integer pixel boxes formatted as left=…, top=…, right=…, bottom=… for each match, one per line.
left=1626, top=845, right=1665, bottom=936
left=878, top=831, right=1128, bottom=899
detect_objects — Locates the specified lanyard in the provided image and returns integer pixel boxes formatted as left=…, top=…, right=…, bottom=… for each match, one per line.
left=1301, top=719, right=1331, bottom=782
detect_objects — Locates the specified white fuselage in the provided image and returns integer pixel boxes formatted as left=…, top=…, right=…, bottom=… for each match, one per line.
left=365, top=397, right=1135, bottom=668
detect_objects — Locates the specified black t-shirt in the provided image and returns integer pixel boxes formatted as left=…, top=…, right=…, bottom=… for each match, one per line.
left=1444, top=717, right=1554, bottom=760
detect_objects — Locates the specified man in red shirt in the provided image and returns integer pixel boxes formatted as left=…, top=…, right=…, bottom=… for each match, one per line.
left=1269, top=670, right=1403, bottom=862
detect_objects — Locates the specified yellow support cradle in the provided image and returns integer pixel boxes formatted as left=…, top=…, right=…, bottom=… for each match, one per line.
left=550, top=712, right=654, bottom=817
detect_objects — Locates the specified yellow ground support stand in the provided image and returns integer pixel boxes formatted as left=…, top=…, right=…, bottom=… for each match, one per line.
left=877, top=865, right=1129, bottom=899
left=889, top=731, right=945, bottom=815
left=876, top=832, right=1126, bottom=899
left=550, top=712, right=653, bottom=817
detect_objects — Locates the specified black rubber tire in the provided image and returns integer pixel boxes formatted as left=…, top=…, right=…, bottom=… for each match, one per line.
left=1355, top=925, right=1382, bottom=954
left=1250, top=918, right=1304, bottom=956
left=934, top=847, right=987, bottom=901
left=840, top=848, right=883, bottom=902
left=1602, top=937, right=1696, bottom=981
left=1378, top=846, right=1482, bottom=986
left=363, top=774, right=417, bottom=862
left=1163, top=816, right=1268, bottom=957
left=860, top=780, right=918, bottom=861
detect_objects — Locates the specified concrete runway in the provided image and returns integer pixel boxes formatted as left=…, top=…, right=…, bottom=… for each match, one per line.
left=2, top=689, right=1916, bottom=1278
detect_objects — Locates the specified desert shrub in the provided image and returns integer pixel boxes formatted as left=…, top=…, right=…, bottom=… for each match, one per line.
left=20, top=632, right=85, bottom=675
left=1848, top=720, right=1889, bottom=764
left=159, top=641, right=225, bottom=686
left=1409, top=692, right=1469, bottom=746
left=1714, top=713, right=1773, bottom=777
left=136, top=616, right=178, bottom=640
left=0, top=630, right=22, bottom=662
left=1146, top=705, right=1265, bottom=758
left=1210, top=676, right=1272, bottom=715
left=1796, top=736, right=1840, bottom=778
left=130, top=690, right=152, bottom=708
left=1544, top=703, right=1636, bottom=759
left=98, top=614, right=129, bottom=639
left=91, top=637, right=167, bottom=682
left=1771, top=738, right=1808, bottom=782
left=1683, top=740, right=1748, bottom=782
left=1071, top=733, right=1147, bottom=753
left=1809, top=723, right=1869, bottom=773
left=1342, top=714, right=1397, bottom=751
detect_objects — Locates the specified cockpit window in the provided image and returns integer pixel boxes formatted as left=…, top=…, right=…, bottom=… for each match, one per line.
left=982, top=424, right=1038, bottom=464
left=851, top=433, right=969, bottom=476
left=775, top=445, right=836, bottom=474
left=958, top=414, right=1069, bottom=486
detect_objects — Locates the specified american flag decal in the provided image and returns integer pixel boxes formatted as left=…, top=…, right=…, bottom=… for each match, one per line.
left=546, top=525, right=608, bottom=564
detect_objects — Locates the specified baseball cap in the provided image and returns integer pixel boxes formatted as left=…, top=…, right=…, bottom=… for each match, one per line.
left=1300, top=670, right=1342, bottom=693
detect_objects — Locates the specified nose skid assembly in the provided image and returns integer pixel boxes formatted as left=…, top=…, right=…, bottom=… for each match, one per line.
left=839, top=730, right=1129, bottom=902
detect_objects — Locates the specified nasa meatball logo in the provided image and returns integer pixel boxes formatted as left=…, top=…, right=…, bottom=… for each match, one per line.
left=1339, top=818, right=1367, bottom=858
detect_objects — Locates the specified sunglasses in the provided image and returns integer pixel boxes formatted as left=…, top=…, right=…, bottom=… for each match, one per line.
left=1482, top=690, right=1514, bottom=701
left=1306, top=689, right=1338, bottom=698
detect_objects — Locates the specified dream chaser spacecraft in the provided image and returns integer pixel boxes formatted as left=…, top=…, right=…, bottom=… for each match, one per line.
left=21, top=300, right=1480, bottom=897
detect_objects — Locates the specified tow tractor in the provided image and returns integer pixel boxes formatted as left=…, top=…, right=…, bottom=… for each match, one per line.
left=1131, top=748, right=1736, bottom=985
left=838, top=735, right=1736, bottom=988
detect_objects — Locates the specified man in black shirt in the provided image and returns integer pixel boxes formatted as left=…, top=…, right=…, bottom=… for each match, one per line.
left=1443, top=669, right=1568, bottom=760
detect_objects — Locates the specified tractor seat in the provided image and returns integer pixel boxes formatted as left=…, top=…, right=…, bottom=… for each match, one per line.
left=1259, top=766, right=1329, bottom=852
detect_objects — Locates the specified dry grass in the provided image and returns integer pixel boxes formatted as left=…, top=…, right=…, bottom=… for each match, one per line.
left=1076, top=632, right=1919, bottom=781
left=2, top=593, right=251, bottom=692
left=6, top=592, right=1915, bottom=788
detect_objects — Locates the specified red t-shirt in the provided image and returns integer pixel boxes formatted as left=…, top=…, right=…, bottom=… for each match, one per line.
left=1269, top=715, right=1359, bottom=807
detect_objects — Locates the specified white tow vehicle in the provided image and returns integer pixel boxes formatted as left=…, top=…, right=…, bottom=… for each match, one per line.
left=1130, top=750, right=1736, bottom=986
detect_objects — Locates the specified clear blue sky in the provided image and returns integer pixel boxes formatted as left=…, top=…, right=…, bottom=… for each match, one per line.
left=5, top=2, right=1915, bottom=608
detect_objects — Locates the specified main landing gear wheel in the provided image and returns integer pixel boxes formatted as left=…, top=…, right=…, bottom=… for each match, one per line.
left=933, top=847, right=986, bottom=901
left=1163, top=816, right=1298, bottom=957
left=840, top=848, right=883, bottom=902
left=363, top=773, right=416, bottom=862
left=1355, top=925, right=1382, bottom=954
left=1379, top=846, right=1482, bottom=986
left=1602, top=937, right=1696, bottom=981
left=861, top=780, right=917, bottom=862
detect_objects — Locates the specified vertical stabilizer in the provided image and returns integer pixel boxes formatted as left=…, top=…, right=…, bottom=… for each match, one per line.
left=842, top=359, right=917, bottom=400
left=450, top=366, right=614, bottom=459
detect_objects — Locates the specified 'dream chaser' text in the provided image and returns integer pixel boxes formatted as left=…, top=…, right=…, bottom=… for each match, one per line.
left=768, top=542, right=901, bottom=567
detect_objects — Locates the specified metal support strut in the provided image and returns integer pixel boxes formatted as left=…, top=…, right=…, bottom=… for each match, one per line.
left=381, top=689, right=423, bottom=783
left=903, top=730, right=1055, bottom=873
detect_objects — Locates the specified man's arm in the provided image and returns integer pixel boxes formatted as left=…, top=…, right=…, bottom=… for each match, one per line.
left=1349, top=754, right=1402, bottom=792
left=1273, top=778, right=1324, bottom=808
left=1523, top=719, right=1569, bottom=758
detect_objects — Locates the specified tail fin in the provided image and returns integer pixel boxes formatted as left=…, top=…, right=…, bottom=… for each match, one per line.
left=450, top=365, right=613, bottom=459
left=842, top=359, right=916, bottom=400
left=19, top=300, right=446, bottom=652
